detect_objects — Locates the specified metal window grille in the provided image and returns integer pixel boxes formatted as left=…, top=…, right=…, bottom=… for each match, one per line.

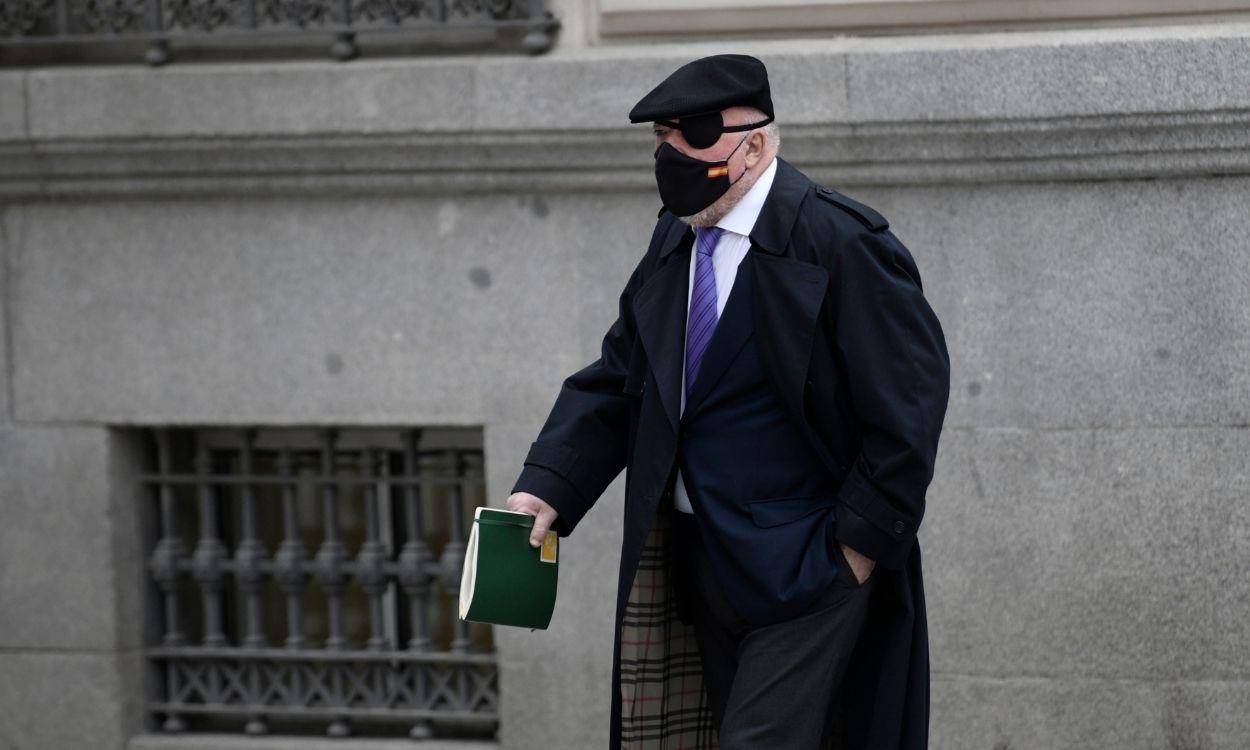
left=136, top=426, right=497, bottom=740
left=0, top=0, right=558, bottom=65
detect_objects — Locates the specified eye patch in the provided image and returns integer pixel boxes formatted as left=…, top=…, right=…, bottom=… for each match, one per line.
left=655, top=111, right=773, bottom=149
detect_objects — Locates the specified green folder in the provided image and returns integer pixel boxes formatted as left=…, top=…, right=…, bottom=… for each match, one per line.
left=458, top=506, right=559, bottom=630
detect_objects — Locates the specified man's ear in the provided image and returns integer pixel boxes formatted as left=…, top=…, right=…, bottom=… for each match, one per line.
left=746, top=130, right=766, bottom=167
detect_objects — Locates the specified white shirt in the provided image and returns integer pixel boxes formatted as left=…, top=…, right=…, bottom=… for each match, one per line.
left=674, top=155, right=778, bottom=514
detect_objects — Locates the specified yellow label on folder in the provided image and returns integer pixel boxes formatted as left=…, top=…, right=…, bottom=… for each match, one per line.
left=539, top=530, right=558, bottom=563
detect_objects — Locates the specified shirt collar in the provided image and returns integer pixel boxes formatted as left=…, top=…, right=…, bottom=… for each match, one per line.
left=715, top=155, right=778, bottom=238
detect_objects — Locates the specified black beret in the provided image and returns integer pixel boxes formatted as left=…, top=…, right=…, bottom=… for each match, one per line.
left=628, top=54, right=773, bottom=124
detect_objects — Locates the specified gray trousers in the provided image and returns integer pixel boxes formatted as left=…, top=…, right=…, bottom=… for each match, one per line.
left=670, top=509, right=876, bottom=749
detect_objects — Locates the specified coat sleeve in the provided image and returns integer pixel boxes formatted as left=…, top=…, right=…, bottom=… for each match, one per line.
left=829, top=227, right=951, bottom=570
left=509, top=258, right=646, bottom=538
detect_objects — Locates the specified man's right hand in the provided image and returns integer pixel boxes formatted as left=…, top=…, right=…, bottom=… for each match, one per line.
left=507, top=492, right=560, bottom=547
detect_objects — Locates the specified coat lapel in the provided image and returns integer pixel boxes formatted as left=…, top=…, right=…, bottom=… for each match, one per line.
left=632, top=220, right=693, bottom=433
left=751, top=250, right=828, bottom=429
left=739, top=156, right=830, bottom=435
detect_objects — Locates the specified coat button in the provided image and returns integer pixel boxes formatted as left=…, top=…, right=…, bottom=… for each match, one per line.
left=892, top=520, right=906, bottom=534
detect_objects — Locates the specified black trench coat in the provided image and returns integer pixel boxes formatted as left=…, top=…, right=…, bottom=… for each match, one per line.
left=511, top=155, right=951, bottom=749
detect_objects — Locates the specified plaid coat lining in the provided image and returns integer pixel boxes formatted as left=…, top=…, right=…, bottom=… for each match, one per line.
left=615, top=506, right=850, bottom=750
left=618, top=506, right=720, bottom=749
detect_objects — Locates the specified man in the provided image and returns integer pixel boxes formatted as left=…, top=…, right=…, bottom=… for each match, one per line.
left=507, top=53, right=950, bottom=749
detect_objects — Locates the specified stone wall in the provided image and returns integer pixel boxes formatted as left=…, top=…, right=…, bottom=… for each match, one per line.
left=1, top=22, right=1247, bottom=749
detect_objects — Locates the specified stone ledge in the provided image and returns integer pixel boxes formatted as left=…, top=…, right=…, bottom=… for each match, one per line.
left=5, top=24, right=1250, bottom=140
left=2, top=108, right=1249, bottom=198
left=127, top=734, right=498, bottom=750
left=1, top=24, right=1250, bottom=196
left=2, top=25, right=1250, bottom=196
left=598, top=0, right=1250, bottom=38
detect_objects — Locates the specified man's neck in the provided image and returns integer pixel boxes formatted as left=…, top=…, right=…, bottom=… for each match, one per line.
left=714, top=154, right=778, bottom=236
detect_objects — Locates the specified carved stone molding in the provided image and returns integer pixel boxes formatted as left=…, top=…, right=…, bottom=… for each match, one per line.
left=4, top=27, right=1250, bottom=197
left=3, top=108, right=1250, bottom=198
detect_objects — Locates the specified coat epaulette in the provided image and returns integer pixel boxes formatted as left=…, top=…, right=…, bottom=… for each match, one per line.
left=813, top=185, right=889, bottom=231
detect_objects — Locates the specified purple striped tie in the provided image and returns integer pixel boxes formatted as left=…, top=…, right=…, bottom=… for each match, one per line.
left=685, top=225, right=725, bottom=398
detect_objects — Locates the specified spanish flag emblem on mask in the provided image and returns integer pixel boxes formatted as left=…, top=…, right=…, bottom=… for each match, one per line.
left=706, top=165, right=729, bottom=179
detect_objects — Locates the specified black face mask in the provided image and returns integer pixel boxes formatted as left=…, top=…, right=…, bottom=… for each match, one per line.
left=653, top=133, right=750, bottom=217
